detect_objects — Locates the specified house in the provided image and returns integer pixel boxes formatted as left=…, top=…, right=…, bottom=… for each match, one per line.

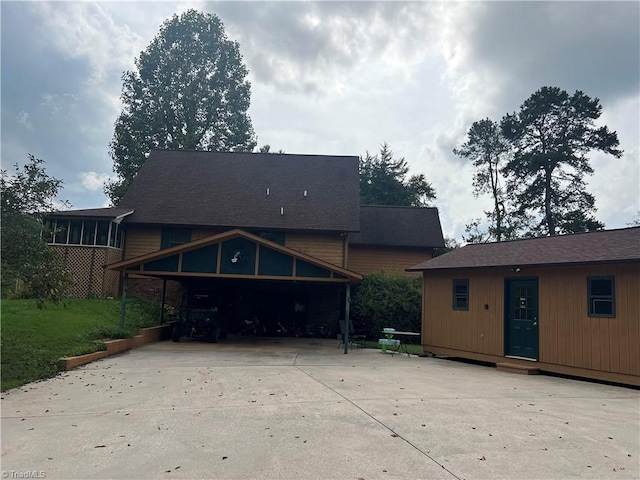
left=407, top=227, right=640, bottom=386
left=46, top=149, right=444, bottom=336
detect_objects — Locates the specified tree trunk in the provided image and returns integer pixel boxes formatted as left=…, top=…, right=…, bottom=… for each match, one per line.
left=544, top=167, right=555, bottom=235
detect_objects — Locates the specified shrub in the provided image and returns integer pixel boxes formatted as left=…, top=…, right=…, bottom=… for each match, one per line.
left=351, top=271, right=422, bottom=338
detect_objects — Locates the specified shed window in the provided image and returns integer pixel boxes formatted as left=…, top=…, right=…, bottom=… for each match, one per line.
left=452, top=279, right=469, bottom=310
left=588, top=277, right=615, bottom=317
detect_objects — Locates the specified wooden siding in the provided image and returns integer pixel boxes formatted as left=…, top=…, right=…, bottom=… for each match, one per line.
left=422, top=262, right=640, bottom=383
left=349, top=246, right=431, bottom=275
left=285, top=233, right=344, bottom=267
left=124, top=226, right=161, bottom=259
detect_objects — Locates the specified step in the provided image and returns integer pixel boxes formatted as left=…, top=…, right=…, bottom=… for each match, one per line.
left=496, top=362, right=540, bottom=375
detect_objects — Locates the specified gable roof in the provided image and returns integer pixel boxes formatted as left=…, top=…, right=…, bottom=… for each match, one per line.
left=408, top=227, right=640, bottom=271
left=107, top=228, right=363, bottom=283
left=118, top=150, right=360, bottom=232
left=350, top=206, right=445, bottom=248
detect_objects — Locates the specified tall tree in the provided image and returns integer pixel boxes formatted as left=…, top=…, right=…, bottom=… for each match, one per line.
left=359, top=143, right=436, bottom=207
left=1, top=155, right=71, bottom=306
left=501, top=86, right=622, bottom=236
left=454, top=118, right=516, bottom=241
left=106, top=9, right=257, bottom=204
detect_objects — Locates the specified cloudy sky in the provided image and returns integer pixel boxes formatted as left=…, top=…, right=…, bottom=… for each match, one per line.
left=2, top=1, right=639, bottom=241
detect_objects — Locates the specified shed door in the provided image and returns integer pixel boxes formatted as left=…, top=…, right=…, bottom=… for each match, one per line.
left=505, top=278, right=539, bottom=360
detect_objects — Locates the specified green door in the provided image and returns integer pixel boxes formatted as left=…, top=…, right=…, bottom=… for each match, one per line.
left=505, top=278, right=539, bottom=360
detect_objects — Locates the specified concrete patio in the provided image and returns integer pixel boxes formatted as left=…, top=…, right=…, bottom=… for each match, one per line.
left=1, top=337, right=638, bottom=479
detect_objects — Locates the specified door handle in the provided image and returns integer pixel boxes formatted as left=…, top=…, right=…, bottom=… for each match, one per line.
left=533, top=317, right=538, bottom=327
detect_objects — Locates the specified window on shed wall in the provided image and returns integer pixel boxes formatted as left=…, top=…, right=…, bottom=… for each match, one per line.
left=452, top=279, right=469, bottom=310
left=588, top=276, right=615, bottom=317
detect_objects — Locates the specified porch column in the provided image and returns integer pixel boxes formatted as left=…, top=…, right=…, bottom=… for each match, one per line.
left=160, top=278, right=167, bottom=324
left=119, top=273, right=128, bottom=329
left=343, top=283, right=351, bottom=354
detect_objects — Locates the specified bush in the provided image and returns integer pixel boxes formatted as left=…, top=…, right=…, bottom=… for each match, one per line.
left=351, top=271, right=422, bottom=338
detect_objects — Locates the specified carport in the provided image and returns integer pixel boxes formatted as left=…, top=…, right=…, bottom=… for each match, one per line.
left=107, top=229, right=363, bottom=351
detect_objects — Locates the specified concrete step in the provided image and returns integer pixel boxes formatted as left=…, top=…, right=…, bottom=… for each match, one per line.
left=496, top=362, right=540, bottom=375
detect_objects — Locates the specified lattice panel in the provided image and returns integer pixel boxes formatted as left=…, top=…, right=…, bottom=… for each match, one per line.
left=52, top=246, right=123, bottom=298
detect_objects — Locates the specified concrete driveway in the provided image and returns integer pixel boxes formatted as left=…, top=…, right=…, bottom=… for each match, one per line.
left=1, top=338, right=638, bottom=480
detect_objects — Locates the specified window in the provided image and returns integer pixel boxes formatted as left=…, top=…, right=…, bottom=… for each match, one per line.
left=588, top=276, right=615, bottom=317
left=161, top=228, right=191, bottom=249
left=96, top=221, right=110, bottom=246
left=256, top=231, right=285, bottom=245
left=42, top=219, right=55, bottom=243
left=452, top=279, right=469, bottom=310
left=54, top=219, right=69, bottom=244
left=69, top=220, right=83, bottom=244
left=43, top=217, right=123, bottom=248
left=82, top=220, right=97, bottom=245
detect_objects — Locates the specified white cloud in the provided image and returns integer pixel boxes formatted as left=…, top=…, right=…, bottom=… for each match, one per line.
left=16, top=111, right=32, bottom=130
left=2, top=1, right=638, bottom=240
left=80, top=172, right=112, bottom=192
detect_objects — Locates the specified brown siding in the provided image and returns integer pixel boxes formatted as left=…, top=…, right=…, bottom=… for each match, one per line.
left=124, top=226, right=161, bottom=259
left=349, top=246, right=432, bottom=275
left=422, top=262, right=640, bottom=383
left=285, top=233, right=344, bottom=266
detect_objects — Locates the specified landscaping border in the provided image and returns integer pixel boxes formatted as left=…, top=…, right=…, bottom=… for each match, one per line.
left=58, top=323, right=174, bottom=370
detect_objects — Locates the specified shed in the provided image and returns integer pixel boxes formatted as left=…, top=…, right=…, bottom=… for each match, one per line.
left=408, top=227, right=640, bottom=386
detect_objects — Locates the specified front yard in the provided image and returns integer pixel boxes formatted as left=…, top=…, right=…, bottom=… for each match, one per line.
left=0, top=298, right=163, bottom=391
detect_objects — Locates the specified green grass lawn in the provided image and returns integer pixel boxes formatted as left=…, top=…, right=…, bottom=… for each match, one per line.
left=1, top=298, right=163, bottom=391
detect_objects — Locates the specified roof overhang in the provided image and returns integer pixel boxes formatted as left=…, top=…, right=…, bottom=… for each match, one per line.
left=107, top=229, right=363, bottom=283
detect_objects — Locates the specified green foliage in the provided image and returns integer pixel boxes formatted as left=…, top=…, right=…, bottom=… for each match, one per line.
left=459, top=86, right=623, bottom=239
left=1, top=297, right=162, bottom=391
left=106, top=9, right=257, bottom=204
left=501, top=86, right=622, bottom=236
left=1, top=155, right=72, bottom=306
left=433, top=237, right=461, bottom=257
left=360, top=143, right=436, bottom=207
left=257, top=144, right=285, bottom=154
left=351, top=271, right=422, bottom=338
left=454, top=119, right=520, bottom=242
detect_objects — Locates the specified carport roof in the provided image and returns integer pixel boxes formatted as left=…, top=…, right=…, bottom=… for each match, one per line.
left=107, top=229, right=363, bottom=283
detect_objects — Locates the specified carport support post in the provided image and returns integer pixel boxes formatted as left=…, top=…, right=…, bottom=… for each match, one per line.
left=119, top=273, right=128, bottom=329
left=160, top=278, right=167, bottom=324
left=343, top=283, right=351, bottom=354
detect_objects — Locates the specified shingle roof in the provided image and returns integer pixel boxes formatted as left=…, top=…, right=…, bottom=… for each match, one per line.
left=47, top=207, right=134, bottom=220
left=408, top=227, right=640, bottom=271
left=118, top=150, right=360, bottom=232
left=350, top=206, right=444, bottom=248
